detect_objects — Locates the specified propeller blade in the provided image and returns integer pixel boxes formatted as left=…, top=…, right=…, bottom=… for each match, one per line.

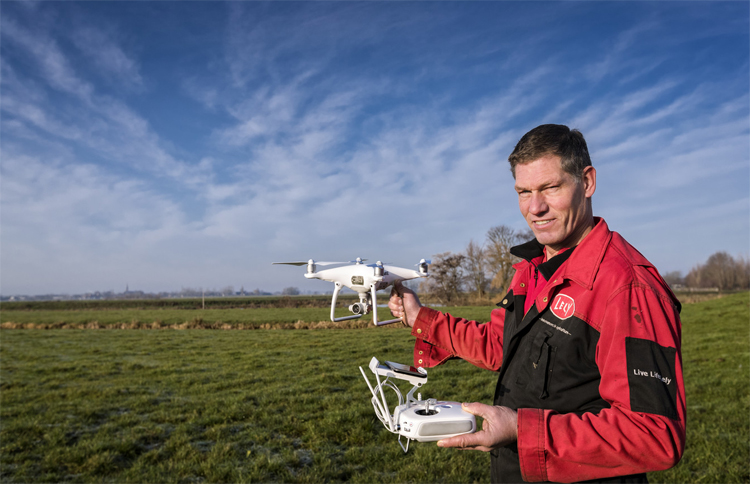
left=366, top=261, right=391, bottom=267
left=272, top=260, right=349, bottom=266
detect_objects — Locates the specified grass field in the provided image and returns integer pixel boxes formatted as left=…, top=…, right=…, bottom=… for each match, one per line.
left=1, top=293, right=748, bottom=483
left=0, top=296, right=348, bottom=312
left=0, top=304, right=496, bottom=329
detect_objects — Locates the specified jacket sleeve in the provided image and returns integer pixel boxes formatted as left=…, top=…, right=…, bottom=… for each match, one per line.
left=518, top=283, right=686, bottom=483
left=411, top=306, right=506, bottom=371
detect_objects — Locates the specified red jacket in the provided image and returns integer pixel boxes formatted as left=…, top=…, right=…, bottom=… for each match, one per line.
left=411, top=218, right=685, bottom=483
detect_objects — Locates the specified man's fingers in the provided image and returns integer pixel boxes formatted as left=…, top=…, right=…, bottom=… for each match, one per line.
left=460, top=401, right=491, bottom=418
left=435, top=403, right=518, bottom=453
left=437, top=432, right=491, bottom=452
left=436, top=403, right=485, bottom=450
left=388, top=282, right=405, bottom=317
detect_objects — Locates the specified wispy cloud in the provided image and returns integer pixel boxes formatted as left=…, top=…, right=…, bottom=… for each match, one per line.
left=2, top=16, right=95, bottom=100
left=1, top=12, right=210, bottom=187
left=71, top=26, right=144, bottom=91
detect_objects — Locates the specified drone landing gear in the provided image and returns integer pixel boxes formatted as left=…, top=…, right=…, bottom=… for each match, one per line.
left=329, top=283, right=403, bottom=326
left=370, top=284, right=402, bottom=326
left=330, top=282, right=365, bottom=322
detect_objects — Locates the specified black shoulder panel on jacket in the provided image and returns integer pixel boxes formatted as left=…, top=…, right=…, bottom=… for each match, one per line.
left=496, top=290, right=515, bottom=310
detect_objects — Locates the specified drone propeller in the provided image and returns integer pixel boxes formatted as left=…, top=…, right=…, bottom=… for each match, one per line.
left=272, top=260, right=347, bottom=266
left=273, top=259, right=353, bottom=274
left=366, top=261, right=391, bottom=267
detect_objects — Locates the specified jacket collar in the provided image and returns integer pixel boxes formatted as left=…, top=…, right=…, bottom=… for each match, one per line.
left=511, top=217, right=611, bottom=290
left=510, top=239, right=575, bottom=280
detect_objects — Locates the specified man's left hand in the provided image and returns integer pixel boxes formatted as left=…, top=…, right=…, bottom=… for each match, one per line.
left=437, top=403, right=518, bottom=452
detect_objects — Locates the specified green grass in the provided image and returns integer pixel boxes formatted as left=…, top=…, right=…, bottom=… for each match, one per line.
left=0, top=295, right=349, bottom=311
left=649, top=291, right=750, bottom=483
left=0, top=294, right=748, bottom=483
left=0, top=307, right=338, bottom=329
left=0, top=328, right=496, bottom=483
left=0, top=305, right=496, bottom=329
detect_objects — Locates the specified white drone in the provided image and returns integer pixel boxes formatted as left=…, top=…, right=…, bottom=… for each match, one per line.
left=273, top=258, right=430, bottom=326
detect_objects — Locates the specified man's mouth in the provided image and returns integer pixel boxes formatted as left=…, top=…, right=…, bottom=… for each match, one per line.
left=533, top=220, right=553, bottom=227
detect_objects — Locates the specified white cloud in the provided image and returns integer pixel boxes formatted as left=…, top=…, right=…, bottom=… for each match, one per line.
left=1, top=15, right=213, bottom=189
left=71, top=27, right=144, bottom=90
left=1, top=16, right=95, bottom=100
left=0, top=150, right=192, bottom=293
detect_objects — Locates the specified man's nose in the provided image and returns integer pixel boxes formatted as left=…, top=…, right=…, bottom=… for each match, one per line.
left=528, top=192, right=548, bottom=215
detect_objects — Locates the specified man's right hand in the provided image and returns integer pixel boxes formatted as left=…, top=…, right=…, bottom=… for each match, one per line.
left=388, top=281, right=423, bottom=327
left=437, top=403, right=518, bottom=452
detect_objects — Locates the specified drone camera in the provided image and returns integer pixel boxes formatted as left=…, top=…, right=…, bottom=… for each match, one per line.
left=349, top=302, right=369, bottom=315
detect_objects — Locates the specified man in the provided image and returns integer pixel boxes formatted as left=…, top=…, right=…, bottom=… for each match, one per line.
left=388, top=125, right=685, bottom=483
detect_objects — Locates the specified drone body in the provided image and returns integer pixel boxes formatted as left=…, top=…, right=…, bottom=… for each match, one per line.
left=273, top=258, right=430, bottom=325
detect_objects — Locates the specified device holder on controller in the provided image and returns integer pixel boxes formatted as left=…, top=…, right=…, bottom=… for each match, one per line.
left=359, top=357, right=476, bottom=453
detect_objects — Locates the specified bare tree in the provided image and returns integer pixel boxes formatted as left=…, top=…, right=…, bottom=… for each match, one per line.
left=684, top=264, right=702, bottom=288
left=662, top=271, right=684, bottom=287
left=463, top=239, right=489, bottom=299
left=685, top=251, right=750, bottom=290
left=485, top=225, right=533, bottom=294
left=420, top=252, right=466, bottom=305
left=704, top=252, right=738, bottom=290
left=735, top=255, right=750, bottom=289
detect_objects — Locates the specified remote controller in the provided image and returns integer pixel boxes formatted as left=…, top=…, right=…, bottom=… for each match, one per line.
left=359, top=357, right=476, bottom=452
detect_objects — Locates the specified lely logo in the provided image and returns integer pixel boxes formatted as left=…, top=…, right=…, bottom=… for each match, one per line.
left=550, top=294, right=575, bottom=320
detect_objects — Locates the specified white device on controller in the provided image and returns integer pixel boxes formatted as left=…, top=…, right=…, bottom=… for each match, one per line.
left=359, top=357, right=476, bottom=453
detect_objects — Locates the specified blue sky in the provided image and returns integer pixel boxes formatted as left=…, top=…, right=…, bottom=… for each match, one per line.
left=1, top=1, right=748, bottom=295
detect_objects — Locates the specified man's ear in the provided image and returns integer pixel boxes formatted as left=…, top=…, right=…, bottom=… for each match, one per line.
left=582, top=166, right=596, bottom=198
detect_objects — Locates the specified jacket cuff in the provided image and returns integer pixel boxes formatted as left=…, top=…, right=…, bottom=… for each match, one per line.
left=411, top=307, right=451, bottom=368
left=411, top=306, right=440, bottom=341
left=518, top=408, right=548, bottom=482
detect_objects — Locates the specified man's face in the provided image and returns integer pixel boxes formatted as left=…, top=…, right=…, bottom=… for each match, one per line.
left=514, top=154, right=596, bottom=257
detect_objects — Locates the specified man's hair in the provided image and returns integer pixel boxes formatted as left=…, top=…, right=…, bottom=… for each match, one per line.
left=508, top=124, right=591, bottom=180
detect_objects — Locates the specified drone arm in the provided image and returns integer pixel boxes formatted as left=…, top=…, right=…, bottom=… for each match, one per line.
left=331, top=282, right=362, bottom=322
left=371, top=283, right=404, bottom=326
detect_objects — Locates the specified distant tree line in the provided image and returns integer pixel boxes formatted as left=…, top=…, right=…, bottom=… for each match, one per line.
left=420, top=227, right=749, bottom=304
left=179, top=286, right=239, bottom=297
left=664, top=252, right=750, bottom=291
